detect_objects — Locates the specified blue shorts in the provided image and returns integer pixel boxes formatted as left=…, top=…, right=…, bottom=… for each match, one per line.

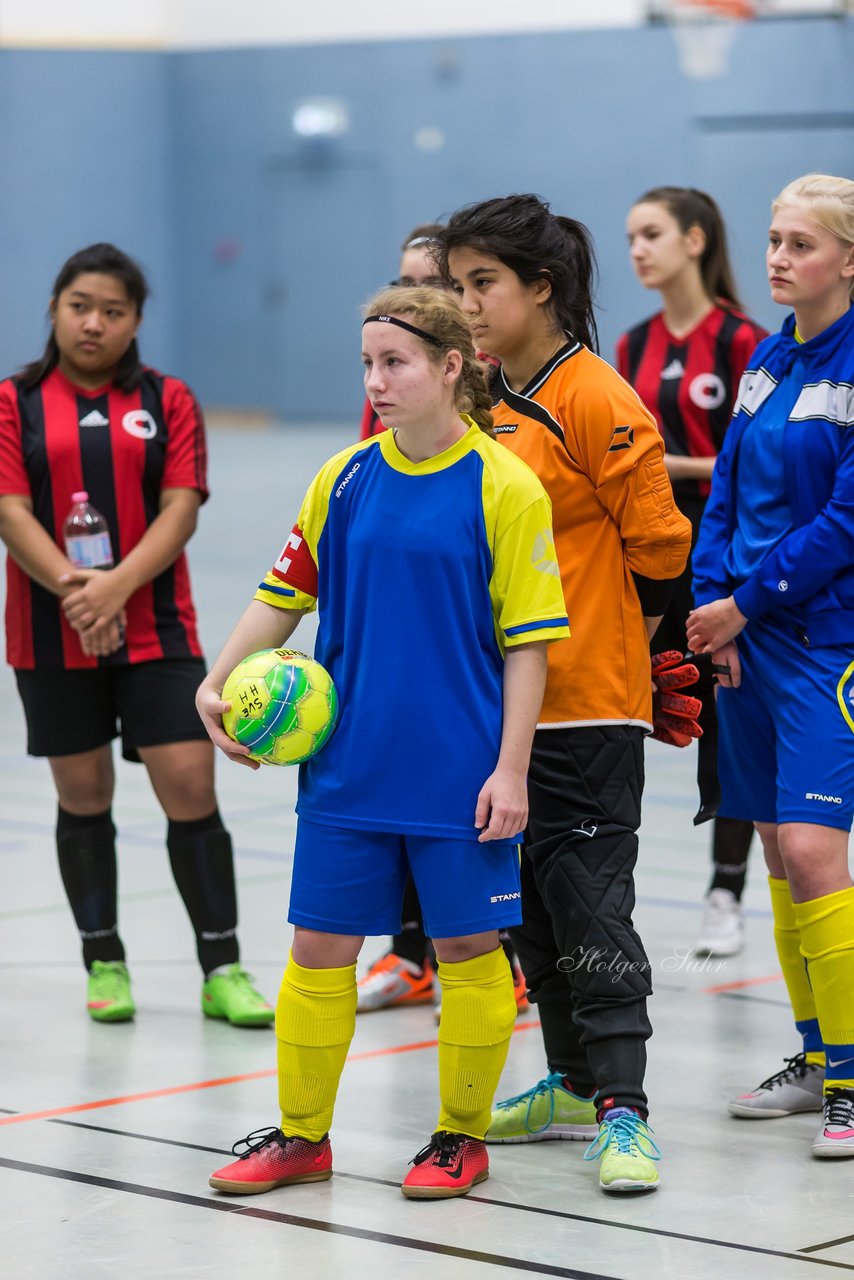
left=288, top=818, right=523, bottom=938
left=717, top=619, right=854, bottom=830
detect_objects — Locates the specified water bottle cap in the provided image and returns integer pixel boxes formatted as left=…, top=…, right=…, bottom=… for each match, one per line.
left=71, top=491, right=89, bottom=503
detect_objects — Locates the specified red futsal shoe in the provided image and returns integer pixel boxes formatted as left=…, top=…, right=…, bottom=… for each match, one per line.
left=209, top=1127, right=332, bottom=1194
left=401, top=1130, right=489, bottom=1199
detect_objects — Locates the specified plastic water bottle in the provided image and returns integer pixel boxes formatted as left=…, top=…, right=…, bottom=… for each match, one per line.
left=63, top=492, right=115, bottom=569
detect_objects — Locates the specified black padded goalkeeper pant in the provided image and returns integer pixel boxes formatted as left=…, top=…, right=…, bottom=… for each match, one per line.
left=509, top=725, right=652, bottom=1116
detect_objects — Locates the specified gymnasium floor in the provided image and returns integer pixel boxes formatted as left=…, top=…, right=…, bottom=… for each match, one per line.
left=2, top=423, right=853, bottom=1280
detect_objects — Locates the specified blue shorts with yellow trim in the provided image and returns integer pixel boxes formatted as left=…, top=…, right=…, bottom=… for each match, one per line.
left=288, top=818, right=523, bottom=937
left=717, top=618, right=854, bottom=830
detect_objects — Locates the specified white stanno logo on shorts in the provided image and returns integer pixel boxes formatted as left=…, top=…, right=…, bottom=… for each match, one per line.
left=490, top=891, right=521, bottom=904
left=335, top=462, right=360, bottom=498
left=122, top=409, right=157, bottom=440
left=805, top=792, right=843, bottom=805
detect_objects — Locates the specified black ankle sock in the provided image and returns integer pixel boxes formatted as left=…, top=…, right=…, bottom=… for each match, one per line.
left=391, top=922, right=429, bottom=970
left=166, top=810, right=239, bottom=974
left=392, top=875, right=429, bottom=968
left=56, top=806, right=125, bottom=969
left=499, top=930, right=518, bottom=971
left=708, top=816, right=755, bottom=900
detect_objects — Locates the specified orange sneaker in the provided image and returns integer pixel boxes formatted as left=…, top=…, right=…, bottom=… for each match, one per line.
left=511, top=963, right=529, bottom=1014
left=401, top=1131, right=489, bottom=1199
left=356, top=953, right=434, bottom=1012
left=209, top=1127, right=332, bottom=1194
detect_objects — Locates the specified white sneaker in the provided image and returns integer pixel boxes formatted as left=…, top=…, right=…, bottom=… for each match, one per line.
left=729, top=1052, right=825, bottom=1118
left=812, top=1089, right=854, bottom=1158
left=696, top=888, right=743, bottom=956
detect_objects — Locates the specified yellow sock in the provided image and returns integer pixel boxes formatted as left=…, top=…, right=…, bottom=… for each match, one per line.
left=794, top=887, right=854, bottom=1091
left=768, top=876, right=824, bottom=1068
left=275, top=953, right=357, bottom=1142
left=436, top=947, right=516, bottom=1140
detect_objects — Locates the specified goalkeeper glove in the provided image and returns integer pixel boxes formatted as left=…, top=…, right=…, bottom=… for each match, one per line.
left=651, top=650, right=702, bottom=748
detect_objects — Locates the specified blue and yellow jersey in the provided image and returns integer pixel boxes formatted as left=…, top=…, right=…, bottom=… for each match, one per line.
left=256, top=418, right=569, bottom=839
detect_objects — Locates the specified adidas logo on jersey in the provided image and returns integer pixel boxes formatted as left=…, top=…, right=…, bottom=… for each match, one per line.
left=79, top=409, right=109, bottom=427
left=661, top=359, right=685, bottom=380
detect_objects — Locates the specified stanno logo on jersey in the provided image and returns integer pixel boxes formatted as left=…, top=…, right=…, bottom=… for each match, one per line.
left=122, top=409, right=158, bottom=440
left=608, top=425, right=634, bottom=452
left=805, top=792, right=843, bottom=805
left=493, top=423, right=518, bottom=434
left=79, top=409, right=109, bottom=428
left=490, top=891, right=522, bottom=903
left=335, top=462, right=360, bottom=498
left=661, top=359, right=685, bottom=380
left=531, top=528, right=560, bottom=577
left=689, top=373, right=726, bottom=410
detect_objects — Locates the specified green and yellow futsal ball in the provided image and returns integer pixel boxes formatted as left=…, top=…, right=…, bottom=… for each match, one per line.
left=222, top=648, right=338, bottom=765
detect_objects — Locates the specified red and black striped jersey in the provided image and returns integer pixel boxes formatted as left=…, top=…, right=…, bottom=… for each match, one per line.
left=615, top=305, right=767, bottom=500
left=0, top=365, right=208, bottom=670
left=359, top=395, right=385, bottom=440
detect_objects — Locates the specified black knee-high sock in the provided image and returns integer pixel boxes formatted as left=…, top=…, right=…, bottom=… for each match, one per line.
left=708, top=816, right=754, bottom=901
left=392, top=873, right=430, bottom=969
left=166, top=810, right=239, bottom=975
left=56, top=806, right=125, bottom=970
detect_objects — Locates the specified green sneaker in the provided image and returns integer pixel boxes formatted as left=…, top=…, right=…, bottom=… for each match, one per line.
left=202, top=964, right=274, bottom=1027
left=87, top=960, right=135, bottom=1023
left=486, top=1072, right=598, bottom=1144
left=584, top=1107, right=661, bottom=1192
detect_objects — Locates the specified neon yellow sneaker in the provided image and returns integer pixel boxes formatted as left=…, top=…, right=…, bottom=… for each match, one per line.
left=87, top=960, right=135, bottom=1023
left=584, top=1107, right=661, bottom=1192
left=486, top=1072, right=598, bottom=1143
left=202, top=964, right=274, bottom=1027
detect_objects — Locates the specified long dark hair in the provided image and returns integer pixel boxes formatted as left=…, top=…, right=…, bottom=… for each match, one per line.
left=635, top=186, right=743, bottom=310
left=434, top=193, right=599, bottom=352
left=18, top=243, right=149, bottom=392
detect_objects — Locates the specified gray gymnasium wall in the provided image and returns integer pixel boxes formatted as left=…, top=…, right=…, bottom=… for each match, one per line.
left=1, top=18, right=852, bottom=420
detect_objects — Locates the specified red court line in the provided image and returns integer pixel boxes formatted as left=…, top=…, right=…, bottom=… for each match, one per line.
left=0, top=1020, right=541, bottom=1129
left=702, top=972, right=784, bottom=995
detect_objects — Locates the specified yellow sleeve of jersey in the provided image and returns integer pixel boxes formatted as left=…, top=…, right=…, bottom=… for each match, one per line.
left=480, top=441, right=570, bottom=649
left=254, top=440, right=370, bottom=613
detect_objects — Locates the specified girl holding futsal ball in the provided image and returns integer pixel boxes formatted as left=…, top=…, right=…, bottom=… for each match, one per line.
left=435, top=195, right=692, bottom=1193
left=196, top=287, right=570, bottom=1199
left=618, top=187, right=768, bottom=958
left=688, top=174, right=854, bottom=1159
left=0, top=243, right=273, bottom=1027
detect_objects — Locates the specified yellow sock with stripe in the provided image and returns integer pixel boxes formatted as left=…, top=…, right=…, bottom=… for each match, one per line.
left=794, top=887, right=854, bottom=1092
left=436, top=947, right=516, bottom=1140
left=275, top=953, right=357, bottom=1142
left=769, top=876, right=824, bottom=1068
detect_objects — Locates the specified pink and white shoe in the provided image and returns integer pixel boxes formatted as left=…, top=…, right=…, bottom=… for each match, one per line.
left=811, top=1089, right=854, bottom=1158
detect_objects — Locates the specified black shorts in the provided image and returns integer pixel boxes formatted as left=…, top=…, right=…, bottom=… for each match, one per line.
left=15, top=658, right=208, bottom=762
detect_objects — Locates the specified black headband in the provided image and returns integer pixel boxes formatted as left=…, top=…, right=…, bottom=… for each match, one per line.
left=363, top=314, right=443, bottom=348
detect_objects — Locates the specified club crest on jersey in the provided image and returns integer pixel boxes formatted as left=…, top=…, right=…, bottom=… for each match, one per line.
left=689, top=374, right=726, bottom=410
left=122, top=409, right=158, bottom=440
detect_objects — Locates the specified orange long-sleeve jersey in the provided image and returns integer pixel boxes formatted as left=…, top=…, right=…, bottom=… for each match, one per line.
left=491, top=340, right=692, bottom=728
